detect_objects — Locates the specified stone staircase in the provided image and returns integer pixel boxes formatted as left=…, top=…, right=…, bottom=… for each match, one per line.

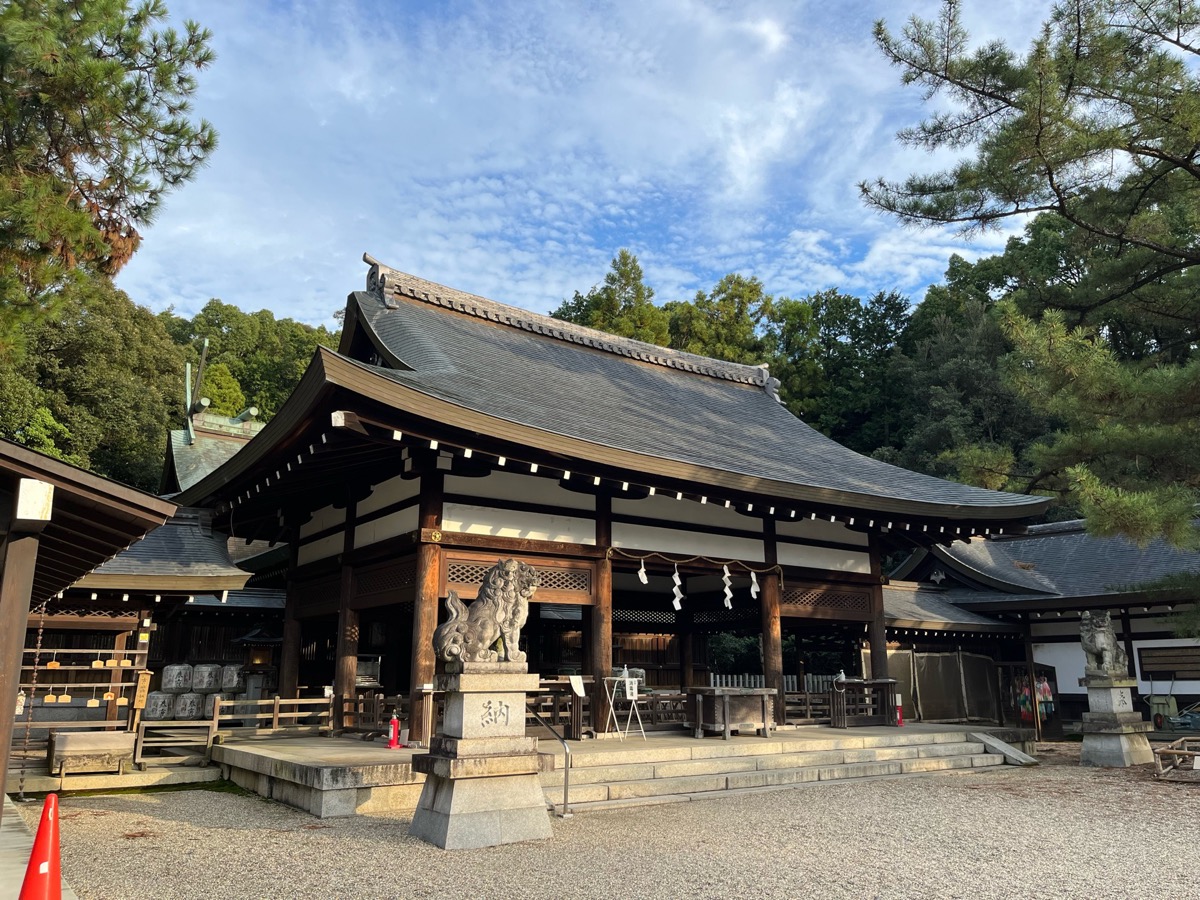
left=539, top=729, right=1008, bottom=812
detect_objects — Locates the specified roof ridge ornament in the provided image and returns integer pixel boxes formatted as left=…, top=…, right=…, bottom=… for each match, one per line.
left=360, top=253, right=787, bottom=387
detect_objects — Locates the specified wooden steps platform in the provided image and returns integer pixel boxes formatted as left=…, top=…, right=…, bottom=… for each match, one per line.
left=539, top=728, right=1010, bottom=812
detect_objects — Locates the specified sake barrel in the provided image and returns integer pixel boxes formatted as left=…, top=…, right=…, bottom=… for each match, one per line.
left=192, top=664, right=222, bottom=694
left=202, top=692, right=227, bottom=719
left=173, top=692, right=203, bottom=720
left=161, top=663, right=193, bottom=694
left=143, top=691, right=175, bottom=721
left=220, top=664, right=245, bottom=693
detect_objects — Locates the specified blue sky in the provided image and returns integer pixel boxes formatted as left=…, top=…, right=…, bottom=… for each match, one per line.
left=115, top=0, right=1047, bottom=328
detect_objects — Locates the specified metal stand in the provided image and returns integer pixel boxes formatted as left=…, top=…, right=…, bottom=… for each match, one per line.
left=603, top=676, right=646, bottom=741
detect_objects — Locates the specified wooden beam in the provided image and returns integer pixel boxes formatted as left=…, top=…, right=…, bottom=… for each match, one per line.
left=418, top=528, right=606, bottom=559
left=409, top=471, right=443, bottom=745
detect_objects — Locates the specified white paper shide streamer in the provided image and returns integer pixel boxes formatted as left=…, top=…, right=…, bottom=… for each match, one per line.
left=722, top=564, right=733, bottom=609
left=750, top=570, right=759, bottom=599
left=671, top=565, right=684, bottom=611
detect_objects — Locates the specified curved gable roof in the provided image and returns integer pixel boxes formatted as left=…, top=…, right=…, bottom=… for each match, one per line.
left=343, top=262, right=1047, bottom=522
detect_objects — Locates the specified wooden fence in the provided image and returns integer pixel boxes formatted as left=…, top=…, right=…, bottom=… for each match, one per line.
left=708, top=673, right=840, bottom=693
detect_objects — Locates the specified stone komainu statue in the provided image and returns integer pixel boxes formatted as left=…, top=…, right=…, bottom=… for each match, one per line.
left=1079, top=609, right=1129, bottom=677
left=433, top=559, right=540, bottom=663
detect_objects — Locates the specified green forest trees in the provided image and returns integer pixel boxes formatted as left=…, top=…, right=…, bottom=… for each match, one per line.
left=160, top=300, right=339, bottom=419
left=865, top=0, right=1200, bottom=547
left=0, top=1, right=336, bottom=491
left=0, top=0, right=216, bottom=352
left=550, top=250, right=670, bottom=345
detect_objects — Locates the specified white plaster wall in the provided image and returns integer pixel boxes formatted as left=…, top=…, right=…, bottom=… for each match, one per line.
left=297, top=532, right=342, bottom=566
left=613, top=493, right=762, bottom=532
left=612, top=522, right=765, bottom=562
left=1034, top=635, right=1200, bottom=697
left=442, top=503, right=596, bottom=544
left=357, top=473, right=420, bottom=517
left=776, top=517, right=869, bottom=548
left=446, top=470, right=595, bottom=511
left=299, top=504, right=344, bottom=539
left=355, top=506, right=419, bottom=549
left=776, top=543, right=871, bottom=574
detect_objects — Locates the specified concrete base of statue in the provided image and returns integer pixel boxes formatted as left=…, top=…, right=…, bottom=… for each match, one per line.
left=408, top=661, right=552, bottom=849
left=1078, top=675, right=1154, bottom=767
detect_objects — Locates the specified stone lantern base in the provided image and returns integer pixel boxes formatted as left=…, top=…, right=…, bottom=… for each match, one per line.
left=1078, top=676, right=1153, bottom=767
left=409, top=662, right=552, bottom=850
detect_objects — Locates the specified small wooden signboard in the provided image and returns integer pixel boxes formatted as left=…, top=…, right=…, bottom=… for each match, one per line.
left=133, top=670, right=152, bottom=710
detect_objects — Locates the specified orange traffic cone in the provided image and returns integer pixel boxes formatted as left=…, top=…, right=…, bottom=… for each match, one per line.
left=19, top=793, right=61, bottom=900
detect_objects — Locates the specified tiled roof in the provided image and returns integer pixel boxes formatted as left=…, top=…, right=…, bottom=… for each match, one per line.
left=75, top=508, right=249, bottom=589
left=349, top=264, right=1048, bottom=519
left=367, top=262, right=773, bottom=387
left=166, top=429, right=249, bottom=492
left=926, top=519, right=1200, bottom=604
left=883, top=586, right=1016, bottom=629
left=186, top=588, right=285, bottom=609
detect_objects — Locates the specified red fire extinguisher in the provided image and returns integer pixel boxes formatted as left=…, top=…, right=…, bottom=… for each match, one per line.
left=895, top=693, right=904, bottom=727
left=388, top=711, right=401, bottom=749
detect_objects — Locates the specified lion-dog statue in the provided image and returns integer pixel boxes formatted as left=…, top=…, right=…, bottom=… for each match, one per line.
left=1080, top=609, right=1128, bottom=677
left=432, top=558, right=540, bottom=664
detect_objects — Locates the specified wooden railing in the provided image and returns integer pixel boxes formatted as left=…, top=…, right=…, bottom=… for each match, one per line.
left=784, top=691, right=832, bottom=724
left=211, top=696, right=333, bottom=735
left=709, top=673, right=840, bottom=693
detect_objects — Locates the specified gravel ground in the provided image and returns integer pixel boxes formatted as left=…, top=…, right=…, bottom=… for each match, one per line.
left=16, top=743, right=1199, bottom=900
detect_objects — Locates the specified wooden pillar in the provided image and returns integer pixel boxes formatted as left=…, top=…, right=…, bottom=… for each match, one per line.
left=334, top=567, right=358, bottom=727
left=333, top=495, right=359, bottom=728
left=106, top=631, right=130, bottom=720
left=1023, top=616, right=1042, bottom=741
left=1119, top=608, right=1136, bottom=679
left=592, top=494, right=613, bottom=732
left=409, top=471, right=443, bottom=745
left=279, top=539, right=302, bottom=699
left=679, top=610, right=694, bottom=692
left=0, top=479, right=52, bottom=827
left=867, top=536, right=890, bottom=681
left=761, top=517, right=785, bottom=724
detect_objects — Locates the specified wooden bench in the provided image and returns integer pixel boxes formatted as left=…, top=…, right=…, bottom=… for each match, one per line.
left=47, top=731, right=136, bottom=777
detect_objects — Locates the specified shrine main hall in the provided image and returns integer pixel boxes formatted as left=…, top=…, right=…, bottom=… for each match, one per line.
left=176, top=257, right=1048, bottom=742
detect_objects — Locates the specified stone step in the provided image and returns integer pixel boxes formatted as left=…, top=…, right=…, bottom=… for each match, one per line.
left=542, top=750, right=1004, bottom=807
left=543, top=738, right=988, bottom=786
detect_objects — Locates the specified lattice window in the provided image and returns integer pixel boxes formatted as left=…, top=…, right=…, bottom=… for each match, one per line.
left=356, top=561, right=417, bottom=598
left=694, top=609, right=754, bottom=624
left=446, top=562, right=493, bottom=585
left=782, top=587, right=871, bottom=613
left=614, top=608, right=678, bottom=625
left=537, top=568, right=590, bottom=593
left=446, top=561, right=590, bottom=594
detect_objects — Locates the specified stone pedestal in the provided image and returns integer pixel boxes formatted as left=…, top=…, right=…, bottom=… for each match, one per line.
left=1078, top=676, right=1153, bottom=767
left=408, top=662, right=552, bottom=849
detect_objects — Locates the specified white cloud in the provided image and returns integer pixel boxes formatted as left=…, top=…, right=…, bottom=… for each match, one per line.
left=115, top=0, right=1048, bottom=324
